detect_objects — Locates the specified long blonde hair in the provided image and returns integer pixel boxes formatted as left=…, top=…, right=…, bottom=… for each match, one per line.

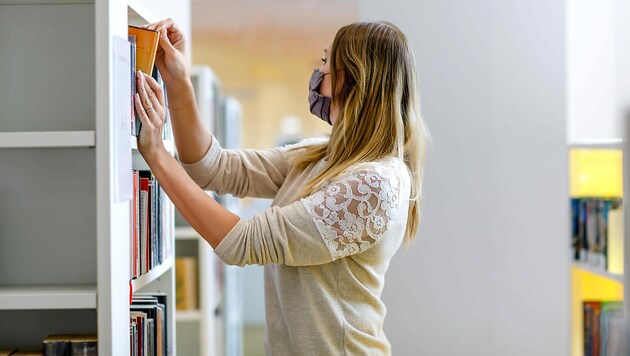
left=291, top=21, right=430, bottom=245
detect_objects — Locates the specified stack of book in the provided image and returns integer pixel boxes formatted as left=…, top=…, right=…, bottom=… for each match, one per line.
left=0, top=334, right=96, bottom=356
left=130, top=170, right=173, bottom=279
left=130, top=294, right=168, bottom=356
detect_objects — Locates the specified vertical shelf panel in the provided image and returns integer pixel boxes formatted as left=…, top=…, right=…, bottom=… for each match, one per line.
left=568, top=144, right=626, bottom=356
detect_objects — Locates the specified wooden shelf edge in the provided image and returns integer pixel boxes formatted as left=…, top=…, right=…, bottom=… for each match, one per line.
left=0, top=284, right=97, bottom=310
left=573, top=262, right=624, bottom=284
left=0, top=131, right=95, bottom=148
left=131, top=257, right=174, bottom=293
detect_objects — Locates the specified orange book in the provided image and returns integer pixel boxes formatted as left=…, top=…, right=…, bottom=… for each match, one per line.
left=128, top=26, right=159, bottom=75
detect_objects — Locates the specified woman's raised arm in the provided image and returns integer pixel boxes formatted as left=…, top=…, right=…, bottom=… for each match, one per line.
left=144, top=18, right=212, bottom=164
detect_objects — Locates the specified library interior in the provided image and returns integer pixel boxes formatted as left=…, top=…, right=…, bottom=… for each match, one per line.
left=0, top=0, right=629, bottom=355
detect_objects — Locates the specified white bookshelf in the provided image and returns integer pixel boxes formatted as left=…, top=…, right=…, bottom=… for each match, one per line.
left=176, top=310, right=202, bottom=322
left=568, top=138, right=624, bottom=149
left=175, top=226, right=200, bottom=240
left=0, top=131, right=96, bottom=148
left=131, top=257, right=175, bottom=292
left=175, top=225, right=219, bottom=356
left=127, top=0, right=159, bottom=24
left=173, top=66, right=224, bottom=356
left=0, top=0, right=189, bottom=354
left=131, top=136, right=175, bottom=153
left=0, top=285, right=97, bottom=310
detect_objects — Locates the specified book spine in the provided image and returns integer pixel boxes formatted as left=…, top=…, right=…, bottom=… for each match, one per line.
left=128, top=35, right=137, bottom=136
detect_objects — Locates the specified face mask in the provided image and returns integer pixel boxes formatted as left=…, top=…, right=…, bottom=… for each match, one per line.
left=308, top=69, right=332, bottom=125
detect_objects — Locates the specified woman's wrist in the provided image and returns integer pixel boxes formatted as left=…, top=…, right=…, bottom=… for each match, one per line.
left=140, top=145, right=170, bottom=165
left=164, top=78, right=195, bottom=111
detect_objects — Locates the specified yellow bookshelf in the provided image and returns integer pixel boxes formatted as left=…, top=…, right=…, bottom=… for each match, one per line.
left=569, top=147, right=624, bottom=356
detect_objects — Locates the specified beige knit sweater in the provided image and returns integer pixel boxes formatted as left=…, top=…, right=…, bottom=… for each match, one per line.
left=180, top=137, right=411, bottom=355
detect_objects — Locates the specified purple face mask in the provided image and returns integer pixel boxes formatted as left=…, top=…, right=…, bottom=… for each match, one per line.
left=308, top=69, right=332, bottom=125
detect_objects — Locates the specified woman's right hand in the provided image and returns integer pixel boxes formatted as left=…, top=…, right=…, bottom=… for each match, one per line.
left=143, top=18, right=189, bottom=86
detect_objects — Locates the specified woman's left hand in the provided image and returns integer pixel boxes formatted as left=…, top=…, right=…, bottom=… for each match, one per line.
left=135, top=70, right=167, bottom=158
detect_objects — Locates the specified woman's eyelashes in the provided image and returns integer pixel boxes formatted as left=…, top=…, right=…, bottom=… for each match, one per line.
left=321, top=57, right=327, bottom=64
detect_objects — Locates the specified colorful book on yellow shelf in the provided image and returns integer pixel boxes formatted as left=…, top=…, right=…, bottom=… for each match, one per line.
left=128, top=26, right=159, bottom=76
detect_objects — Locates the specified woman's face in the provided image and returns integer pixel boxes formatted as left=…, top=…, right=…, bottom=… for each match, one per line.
left=318, top=44, right=341, bottom=124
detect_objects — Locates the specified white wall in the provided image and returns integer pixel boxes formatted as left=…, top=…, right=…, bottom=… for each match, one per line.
left=360, top=1, right=570, bottom=355
left=567, top=0, right=630, bottom=142
left=567, top=0, right=617, bottom=141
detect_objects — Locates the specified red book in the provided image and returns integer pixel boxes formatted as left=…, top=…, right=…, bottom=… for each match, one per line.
left=133, top=171, right=139, bottom=278
left=140, top=177, right=150, bottom=274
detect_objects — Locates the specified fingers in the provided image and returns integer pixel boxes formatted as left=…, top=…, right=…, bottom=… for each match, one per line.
left=136, top=71, right=163, bottom=124
left=158, top=28, right=177, bottom=53
left=135, top=93, right=151, bottom=129
left=144, top=18, right=178, bottom=35
left=143, top=72, right=165, bottom=107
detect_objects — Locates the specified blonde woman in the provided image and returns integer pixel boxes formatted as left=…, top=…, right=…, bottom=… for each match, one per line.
left=135, top=19, right=430, bottom=355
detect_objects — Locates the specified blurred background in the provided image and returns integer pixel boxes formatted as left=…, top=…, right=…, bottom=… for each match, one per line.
left=189, top=2, right=357, bottom=355
left=179, top=0, right=630, bottom=355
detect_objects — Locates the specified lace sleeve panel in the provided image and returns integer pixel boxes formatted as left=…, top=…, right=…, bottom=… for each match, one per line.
left=300, top=166, right=400, bottom=260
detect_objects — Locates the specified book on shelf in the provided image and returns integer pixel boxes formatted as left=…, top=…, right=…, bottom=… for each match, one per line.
left=42, top=334, right=97, bottom=356
left=583, top=301, right=625, bottom=356
left=131, top=170, right=173, bottom=280
left=130, top=294, right=168, bottom=356
left=69, top=334, right=97, bottom=356
left=129, top=64, right=172, bottom=139
left=127, top=30, right=171, bottom=139
left=571, top=197, right=622, bottom=272
left=43, top=334, right=72, bottom=355
left=128, top=35, right=137, bottom=135
left=127, top=26, right=159, bottom=76
left=175, top=256, right=199, bottom=310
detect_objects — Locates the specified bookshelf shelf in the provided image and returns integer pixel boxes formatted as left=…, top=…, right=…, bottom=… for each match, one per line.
left=176, top=310, right=202, bottom=322
left=0, top=284, right=97, bottom=310
left=573, top=262, right=624, bottom=284
left=0, top=131, right=95, bottom=148
left=127, top=0, right=159, bottom=24
left=131, top=136, right=175, bottom=154
left=175, top=226, right=201, bottom=241
left=131, top=256, right=174, bottom=293
left=0, top=0, right=186, bottom=353
left=568, top=138, right=624, bottom=149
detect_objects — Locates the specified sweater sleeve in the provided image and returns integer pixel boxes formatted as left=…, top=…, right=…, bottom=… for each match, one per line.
left=213, top=165, right=402, bottom=266
left=179, top=136, right=290, bottom=199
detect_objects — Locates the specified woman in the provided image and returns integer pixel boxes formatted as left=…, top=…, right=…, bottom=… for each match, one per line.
left=135, top=19, right=429, bottom=355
